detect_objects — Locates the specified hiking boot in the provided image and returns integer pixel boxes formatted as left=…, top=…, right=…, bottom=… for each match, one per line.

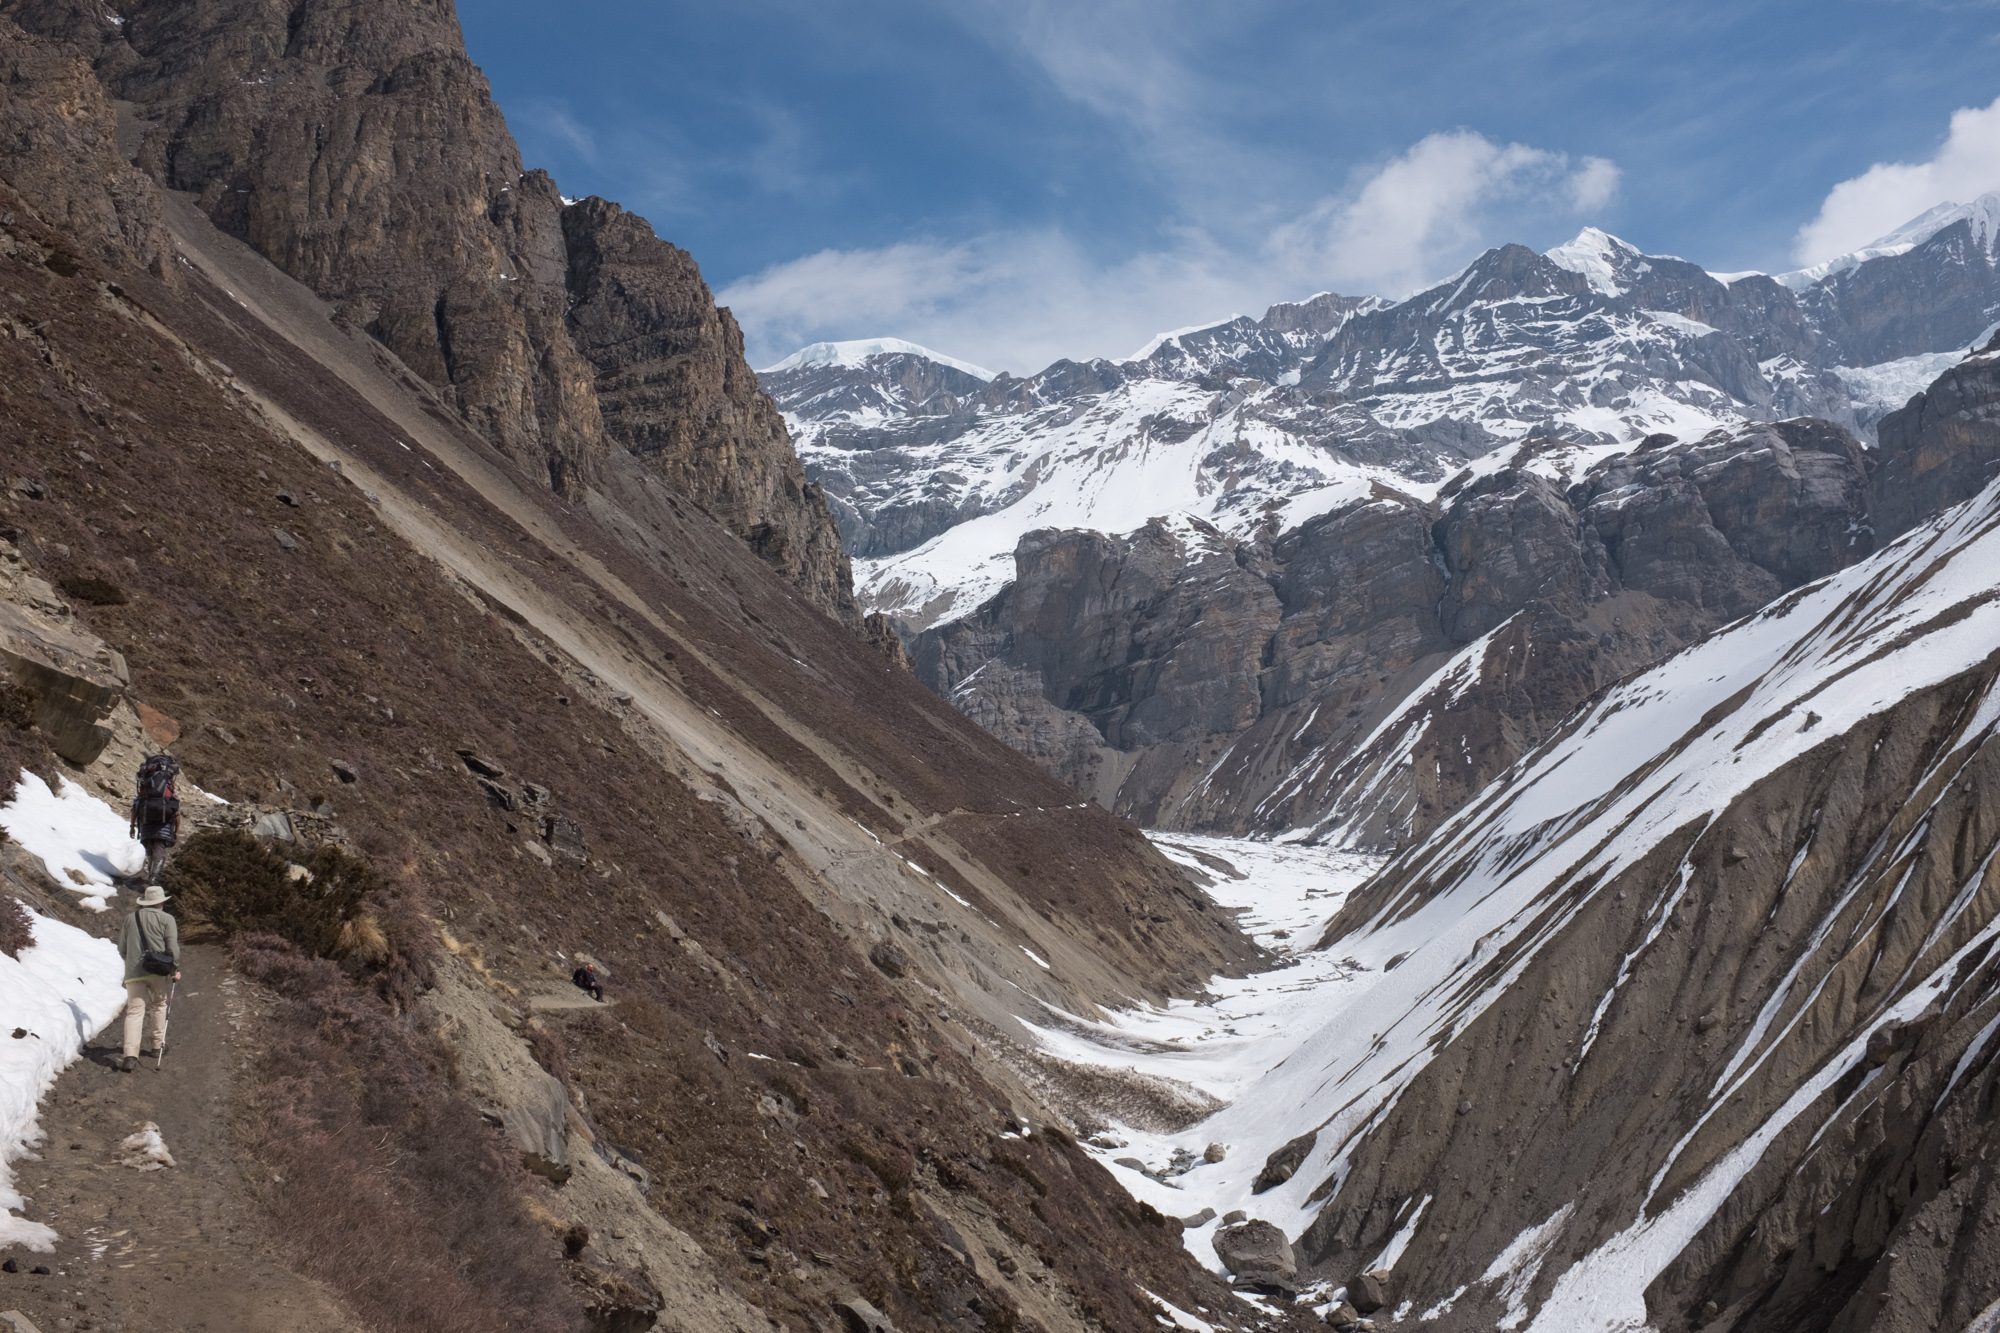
left=119, top=1055, right=138, bottom=1073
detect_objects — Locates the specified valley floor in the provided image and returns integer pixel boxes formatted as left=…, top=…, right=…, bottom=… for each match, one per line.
left=1023, top=835, right=1386, bottom=1299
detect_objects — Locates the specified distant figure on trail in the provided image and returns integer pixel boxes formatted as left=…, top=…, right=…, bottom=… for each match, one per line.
left=129, top=753, right=182, bottom=882
left=572, top=962, right=605, bottom=1003
left=119, top=884, right=180, bottom=1073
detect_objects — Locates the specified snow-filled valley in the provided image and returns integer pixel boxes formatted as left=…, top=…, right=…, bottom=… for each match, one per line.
left=1020, top=464, right=2000, bottom=1330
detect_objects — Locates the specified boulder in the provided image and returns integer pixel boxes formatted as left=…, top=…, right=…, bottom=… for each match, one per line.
left=1323, top=1301, right=1361, bottom=1330
left=1212, top=1220, right=1297, bottom=1288
left=836, top=1297, right=897, bottom=1332
left=0, top=599, right=123, bottom=765
left=568, top=1252, right=662, bottom=1333
left=1347, top=1267, right=1391, bottom=1315
left=1203, top=1141, right=1227, bottom=1163
left=540, top=814, right=588, bottom=863
left=868, top=940, right=910, bottom=978
left=1253, top=1128, right=1317, bottom=1193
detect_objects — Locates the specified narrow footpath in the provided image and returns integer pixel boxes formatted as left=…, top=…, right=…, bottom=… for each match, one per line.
left=1, top=942, right=362, bottom=1333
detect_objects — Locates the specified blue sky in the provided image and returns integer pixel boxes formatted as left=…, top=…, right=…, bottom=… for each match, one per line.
left=459, top=0, right=2000, bottom=373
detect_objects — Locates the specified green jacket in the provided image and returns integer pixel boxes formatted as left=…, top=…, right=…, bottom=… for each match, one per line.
left=121, top=907, right=180, bottom=983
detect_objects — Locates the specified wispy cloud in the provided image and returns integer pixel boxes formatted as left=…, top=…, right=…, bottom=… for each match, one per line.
left=722, top=129, right=1619, bottom=373
left=1794, top=94, right=2000, bottom=263
left=515, top=97, right=601, bottom=167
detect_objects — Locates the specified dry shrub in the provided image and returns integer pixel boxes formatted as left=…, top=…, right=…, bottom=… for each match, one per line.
left=163, top=831, right=435, bottom=1003
left=0, top=681, right=35, bottom=731
left=56, top=573, right=128, bottom=606
left=233, top=935, right=581, bottom=1333
left=0, top=897, right=33, bottom=958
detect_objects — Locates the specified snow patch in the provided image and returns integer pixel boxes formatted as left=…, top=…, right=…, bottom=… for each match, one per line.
left=116, top=1122, right=176, bottom=1171
left=0, top=904, right=126, bottom=1247
left=1545, top=227, right=1638, bottom=296
left=0, top=773, right=146, bottom=911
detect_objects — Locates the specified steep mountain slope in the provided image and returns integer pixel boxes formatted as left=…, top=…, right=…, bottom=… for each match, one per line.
left=0, top=9, right=1299, bottom=1330
left=3, top=0, right=853, bottom=614
left=1059, top=450, right=2000, bottom=1331
left=771, top=196, right=2000, bottom=631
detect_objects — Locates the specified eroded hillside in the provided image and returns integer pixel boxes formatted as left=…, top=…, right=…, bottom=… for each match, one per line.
left=0, top=6, right=1295, bottom=1330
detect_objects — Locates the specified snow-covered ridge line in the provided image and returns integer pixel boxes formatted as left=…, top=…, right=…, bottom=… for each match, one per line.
left=760, top=337, right=997, bottom=381
left=1776, top=190, right=2000, bottom=290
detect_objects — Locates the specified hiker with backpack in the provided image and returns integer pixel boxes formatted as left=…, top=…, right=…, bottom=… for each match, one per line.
left=118, top=884, right=180, bottom=1073
left=129, top=754, right=181, bottom=882
left=572, top=961, right=605, bottom=1002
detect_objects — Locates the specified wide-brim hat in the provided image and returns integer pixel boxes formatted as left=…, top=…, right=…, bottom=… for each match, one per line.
left=136, top=885, right=170, bottom=907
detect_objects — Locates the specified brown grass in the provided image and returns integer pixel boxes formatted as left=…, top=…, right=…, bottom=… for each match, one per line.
left=0, top=896, right=33, bottom=958
left=233, top=935, right=581, bottom=1333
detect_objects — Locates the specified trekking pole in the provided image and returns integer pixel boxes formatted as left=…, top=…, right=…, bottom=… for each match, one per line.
left=156, top=981, right=177, bottom=1070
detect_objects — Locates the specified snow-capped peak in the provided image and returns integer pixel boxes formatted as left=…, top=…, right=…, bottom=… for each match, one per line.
left=1545, top=226, right=1643, bottom=296
left=760, top=338, right=997, bottom=382
left=1777, top=191, right=2000, bottom=290
left=1123, top=316, right=1246, bottom=364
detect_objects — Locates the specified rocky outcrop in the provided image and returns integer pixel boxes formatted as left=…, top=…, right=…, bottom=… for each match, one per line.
left=0, top=0, right=853, bottom=615
left=0, top=536, right=126, bottom=765
left=918, top=416, right=1903, bottom=844
left=560, top=199, right=850, bottom=608
left=1267, top=479, right=2000, bottom=1331
left=0, top=16, right=169, bottom=275
left=1871, top=338, right=2000, bottom=541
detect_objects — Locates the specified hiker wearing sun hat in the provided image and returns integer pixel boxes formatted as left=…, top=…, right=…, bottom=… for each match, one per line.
left=118, top=884, right=180, bottom=1073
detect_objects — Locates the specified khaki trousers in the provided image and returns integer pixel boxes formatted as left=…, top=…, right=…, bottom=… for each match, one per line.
left=122, top=976, right=172, bottom=1058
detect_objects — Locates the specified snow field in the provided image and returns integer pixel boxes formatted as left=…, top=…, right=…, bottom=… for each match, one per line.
left=1018, top=835, right=1384, bottom=1272
left=0, top=771, right=164, bottom=1246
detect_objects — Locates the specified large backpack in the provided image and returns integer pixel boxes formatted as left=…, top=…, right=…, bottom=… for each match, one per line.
left=137, top=754, right=180, bottom=800
left=135, top=755, right=181, bottom=840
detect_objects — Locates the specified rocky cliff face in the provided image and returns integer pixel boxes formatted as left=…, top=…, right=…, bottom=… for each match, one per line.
left=560, top=198, right=851, bottom=608
left=917, top=410, right=1954, bottom=844
left=0, top=19, right=168, bottom=274
left=1, top=0, right=854, bottom=615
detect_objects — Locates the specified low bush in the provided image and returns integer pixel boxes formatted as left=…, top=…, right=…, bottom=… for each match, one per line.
left=234, top=935, right=581, bottom=1333
left=55, top=573, right=127, bottom=606
left=0, top=897, right=33, bottom=958
left=163, top=830, right=435, bottom=1003
left=0, top=681, right=35, bottom=731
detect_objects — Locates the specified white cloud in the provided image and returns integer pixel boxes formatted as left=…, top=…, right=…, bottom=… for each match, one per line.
left=724, top=130, right=1620, bottom=374
left=1272, top=132, right=1622, bottom=297
left=1794, top=95, right=2000, bottom=264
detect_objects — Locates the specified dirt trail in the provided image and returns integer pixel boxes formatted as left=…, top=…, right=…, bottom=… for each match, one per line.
left=3, top=943, right=362, bottom=1333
